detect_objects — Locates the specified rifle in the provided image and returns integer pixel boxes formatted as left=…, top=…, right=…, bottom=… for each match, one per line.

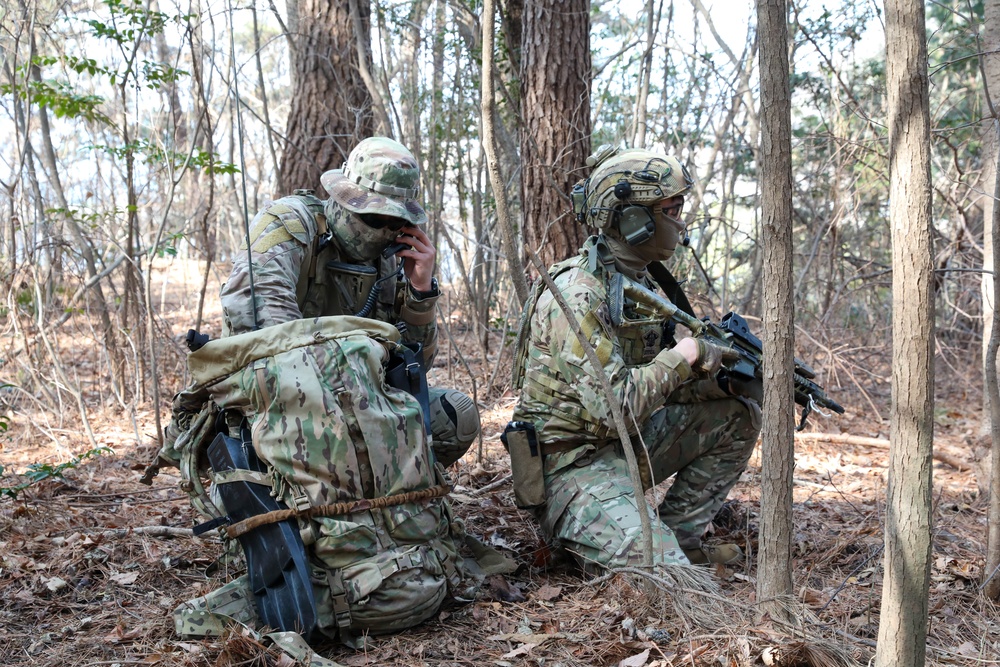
left=609, top=273, right=845, bottom=429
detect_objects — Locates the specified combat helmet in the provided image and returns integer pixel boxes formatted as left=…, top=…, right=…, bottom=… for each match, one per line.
left=572, top=145, right=693, bottom=245
left=321, top=137, right=427, bottom=226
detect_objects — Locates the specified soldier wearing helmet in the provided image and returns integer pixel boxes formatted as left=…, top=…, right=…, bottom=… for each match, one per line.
left=215, top=136, right=480, bottom=467
left=508, top=145, right=761, bottom=571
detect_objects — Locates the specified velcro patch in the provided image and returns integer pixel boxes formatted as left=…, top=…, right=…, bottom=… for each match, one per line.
left=572, top=311, right=614, bottom=366
left=247, top=203, right=311, bottom=253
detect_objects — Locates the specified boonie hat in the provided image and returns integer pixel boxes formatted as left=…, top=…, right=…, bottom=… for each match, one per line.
left=320, top=137, right=427, bottom=226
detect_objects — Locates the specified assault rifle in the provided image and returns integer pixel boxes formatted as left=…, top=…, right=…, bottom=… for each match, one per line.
left=609, top=273, right=845, bottom=429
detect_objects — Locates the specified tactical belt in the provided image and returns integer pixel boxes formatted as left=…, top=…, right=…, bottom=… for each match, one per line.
left=538, top=440, right=599, bottom=456
left=224, top=484, right=452, bottom=539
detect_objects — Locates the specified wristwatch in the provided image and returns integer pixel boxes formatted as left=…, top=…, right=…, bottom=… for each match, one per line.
left=409, top=277, right=440, bottom=300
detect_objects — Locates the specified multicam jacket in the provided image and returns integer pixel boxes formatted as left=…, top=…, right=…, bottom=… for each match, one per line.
left=511, top=236, right=695, bottom=448
left=220, top=191, right=438, bottom=363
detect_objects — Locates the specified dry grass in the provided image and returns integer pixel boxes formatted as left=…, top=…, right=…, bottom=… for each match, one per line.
left=1, top=258, right=998, bottom=666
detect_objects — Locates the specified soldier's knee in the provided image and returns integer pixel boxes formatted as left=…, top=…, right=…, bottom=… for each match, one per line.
left=734, top=396, right=762, bottom=442
left=429, top=389, right=480, bottom=466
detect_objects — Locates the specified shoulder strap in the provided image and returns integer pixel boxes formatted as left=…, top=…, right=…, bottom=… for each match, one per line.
left=646, top=261, right=696, bottom=318
left=287, top=191, right=328, bottom=308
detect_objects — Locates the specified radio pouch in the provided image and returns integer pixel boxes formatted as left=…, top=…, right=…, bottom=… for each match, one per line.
left=386, top=342, right=432, bottom=434
left=501, top=421, right=546, bottom=509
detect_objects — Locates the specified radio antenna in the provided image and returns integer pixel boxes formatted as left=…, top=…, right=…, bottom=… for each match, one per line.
left=227, top=0, right=260, bottom=330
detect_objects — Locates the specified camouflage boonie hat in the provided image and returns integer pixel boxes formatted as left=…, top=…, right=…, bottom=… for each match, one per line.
left=574, top=146, right=694, bottom=231
left=321, top=137, right=427, bottom=226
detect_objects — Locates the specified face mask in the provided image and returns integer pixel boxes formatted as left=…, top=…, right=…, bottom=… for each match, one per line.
left=327, top=200, right=402, bottom=261
left=631, top=206, right=685, bottom=264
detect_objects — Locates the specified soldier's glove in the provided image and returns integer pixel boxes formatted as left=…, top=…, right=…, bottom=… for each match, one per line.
left=694, top=339, right=737, bottom=376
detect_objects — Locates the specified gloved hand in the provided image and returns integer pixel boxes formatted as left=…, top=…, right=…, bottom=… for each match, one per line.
left=694, top=339, right=736, bottom=376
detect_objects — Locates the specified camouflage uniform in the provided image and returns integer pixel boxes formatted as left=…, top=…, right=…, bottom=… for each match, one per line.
left=510, top=148, right=761, bottom=570
left=217, top=137, right=479, bottom=466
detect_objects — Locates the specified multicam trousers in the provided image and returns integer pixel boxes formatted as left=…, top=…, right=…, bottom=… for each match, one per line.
left=536, top=393, right=761, bottom=569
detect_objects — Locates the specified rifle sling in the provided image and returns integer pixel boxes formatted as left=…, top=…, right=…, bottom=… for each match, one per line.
left=647, top=262, right=696, bottom=318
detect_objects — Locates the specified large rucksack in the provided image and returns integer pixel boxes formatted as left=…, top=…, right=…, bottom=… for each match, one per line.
left=163, top=316, right=468, bottom=643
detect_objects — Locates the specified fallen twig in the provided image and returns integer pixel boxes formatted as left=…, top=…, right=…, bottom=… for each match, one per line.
left=78, top=525, right=198, bottom=539
left=470, top=473, right=512, bottom=496
left=794, top=432, right=970, bottom=471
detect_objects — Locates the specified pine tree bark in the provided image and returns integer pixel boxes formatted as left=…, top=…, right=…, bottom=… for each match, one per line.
left=755, top=0, right=796, bottom=624
left=279, top=0, right=374, bottom=193
left=874, top=1, right=934, bottom=664
left=519, top=0, right=590, bottom=267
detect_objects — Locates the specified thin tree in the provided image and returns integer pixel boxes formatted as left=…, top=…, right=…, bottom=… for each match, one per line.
left=482, top=0, right=529, bottom=306
left=874, top=1, right=934, bottom=665
left=755, top=0, right=797, bottom=624
left=519, top=0, right=591, bottom=267
left=981, top=0, right=1000, bottom=600
left=630, top=0, right=658, bottom=148
left=279, top=0, right=374, bottom=192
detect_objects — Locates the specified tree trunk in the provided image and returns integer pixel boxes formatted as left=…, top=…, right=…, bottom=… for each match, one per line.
left=519, top=0, right=590, bottom=267
left=975, top=0, right=1000, bottom=588
left=985, top=117, right=1000, bottom=600
left=755, top=0, right=796, bottom=625
left=981, top=0, right=1000, bottom=599
left=874, top=2, right=934, bottom=665
left=500, top=0, right=523, bottom=76
left=631, top=0, right=657, bottom=148
left=484, top=0, right=529, bottom=306
left=279, top=0, right=374, bottom=193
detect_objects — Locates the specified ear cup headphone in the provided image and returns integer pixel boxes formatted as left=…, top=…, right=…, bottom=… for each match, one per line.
left=612, top=180, right=655, bottom=245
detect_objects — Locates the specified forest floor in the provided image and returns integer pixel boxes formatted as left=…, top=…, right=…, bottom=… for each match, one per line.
left=0, top=258, right=997, bottom=667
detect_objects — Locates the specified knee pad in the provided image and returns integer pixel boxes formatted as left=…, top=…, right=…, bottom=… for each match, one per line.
left=430, top=389, right=480, bottom=444
left=429, top=390, right=480, bottom=466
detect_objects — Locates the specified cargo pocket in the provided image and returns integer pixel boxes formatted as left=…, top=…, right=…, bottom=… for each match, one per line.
left=342, top=546, right=448, bottom=635
left=557, top=477, right=641, bottom=562
left=383, top=500, right=448, bottom=545
left=313, top=517, right=379, bottom=571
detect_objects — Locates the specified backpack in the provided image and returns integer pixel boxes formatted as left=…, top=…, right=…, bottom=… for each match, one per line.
left=168, top=316, right=467, bottom=642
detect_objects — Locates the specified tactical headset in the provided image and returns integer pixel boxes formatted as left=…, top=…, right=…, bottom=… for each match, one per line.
left=572, top=147, right=693, bottom=246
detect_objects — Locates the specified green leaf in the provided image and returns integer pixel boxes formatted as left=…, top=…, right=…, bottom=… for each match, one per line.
left=0, top=446, right=113, bottom=501
left=0, top=79, right=109, bottom=124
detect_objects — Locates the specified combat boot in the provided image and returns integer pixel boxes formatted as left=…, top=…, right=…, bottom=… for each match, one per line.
left=682, top=543, right=744, bottom=565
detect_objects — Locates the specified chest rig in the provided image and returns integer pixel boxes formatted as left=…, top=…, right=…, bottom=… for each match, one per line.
left=614, top=277, right=672, bottom=366
left=291, top=191, right=403, bottom=323
left=584, top=237, right=674, bottom=367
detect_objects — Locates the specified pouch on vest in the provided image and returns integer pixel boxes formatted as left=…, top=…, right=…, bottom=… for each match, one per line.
left=501, top=421, right=546, bottom=509
left=386, top=341, right=432, bottom=435
left=200, top=429, right=318, bottom=641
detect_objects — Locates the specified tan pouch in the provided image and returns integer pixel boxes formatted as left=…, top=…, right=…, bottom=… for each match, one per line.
left=501, top=422, right=546, bottom=509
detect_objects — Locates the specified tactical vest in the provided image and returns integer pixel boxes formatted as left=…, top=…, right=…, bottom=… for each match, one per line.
left=288, top=190, right=404, bottom=324
left=511, top=236, right=672, bottom=437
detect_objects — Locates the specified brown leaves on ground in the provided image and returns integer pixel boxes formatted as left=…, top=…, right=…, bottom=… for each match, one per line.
left=2, top=265, right=999, bottom=666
